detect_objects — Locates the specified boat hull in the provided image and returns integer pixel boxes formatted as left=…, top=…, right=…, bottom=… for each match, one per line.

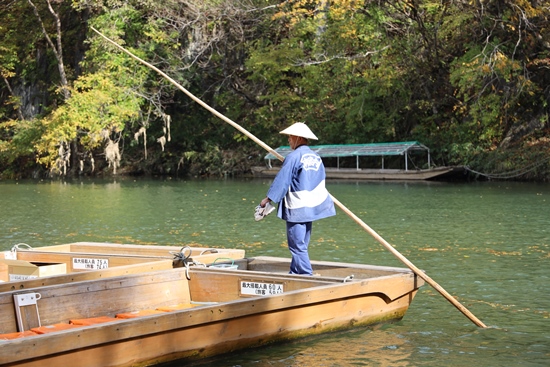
left=8, top=290, right=415, bottom=367
left=0, top=257, right=423, bottom=367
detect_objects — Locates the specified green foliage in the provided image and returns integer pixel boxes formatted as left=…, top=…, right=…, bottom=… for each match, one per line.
left=35, top=72, right=142, bottom=167
left=0, top=119, right=44, bottom=166
left=181, top=142, right=253, bottom=177
left=26, top=2, right=177, bottom=173
left=450, top=38, right=542, bottom=152
left=0, top=30, right=18, bottom=79
left=245, top=0, right=413, bottom=144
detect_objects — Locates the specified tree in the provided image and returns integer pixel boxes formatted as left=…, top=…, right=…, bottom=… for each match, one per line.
left=1, top=0, right=548, bottom=179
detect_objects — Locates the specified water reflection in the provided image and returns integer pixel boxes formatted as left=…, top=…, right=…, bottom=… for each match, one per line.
left=180, top=327, right=413, bottom=367
left=0, top=179, right=548, bottom=367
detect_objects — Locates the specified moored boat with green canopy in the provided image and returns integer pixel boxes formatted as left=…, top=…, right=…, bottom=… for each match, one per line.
left=256, top=141, right=463, bottom=180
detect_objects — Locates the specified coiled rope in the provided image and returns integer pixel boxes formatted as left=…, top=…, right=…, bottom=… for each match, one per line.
left=170, top=246, right=212, bottom=279
left=11, top=243, right=33, bottom=252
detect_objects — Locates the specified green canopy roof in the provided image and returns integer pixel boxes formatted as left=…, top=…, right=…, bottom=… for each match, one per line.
left=264, top=141, right=429, bottom=160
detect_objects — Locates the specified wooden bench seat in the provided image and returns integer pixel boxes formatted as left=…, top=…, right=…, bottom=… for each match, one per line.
left=2, top=304, right=200, bottom=339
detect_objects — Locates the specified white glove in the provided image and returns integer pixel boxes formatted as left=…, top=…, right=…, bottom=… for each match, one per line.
left=254, top=202, right=275, bottom=221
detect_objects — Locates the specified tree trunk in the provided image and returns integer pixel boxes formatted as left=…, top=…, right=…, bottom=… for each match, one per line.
left=27, top=0, right=70, bottom=101
left=2, top=76, right=25, bottom=120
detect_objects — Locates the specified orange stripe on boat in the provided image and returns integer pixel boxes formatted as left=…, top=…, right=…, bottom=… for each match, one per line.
left=115, top=309, right=167, bottom=319
left=0, top=330, right=38, bottom=340
left=31, top=323, right=82, bottom=334
left=156, top=303, right=198, bottom=312
left=70, top=316, right=118, bottom=326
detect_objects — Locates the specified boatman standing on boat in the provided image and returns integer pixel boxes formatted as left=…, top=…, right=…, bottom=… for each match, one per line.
left=259, top=122, right=336, bottom=275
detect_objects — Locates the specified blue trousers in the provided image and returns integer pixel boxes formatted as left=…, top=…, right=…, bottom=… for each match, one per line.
left=286, top=221, right=313, bottom=275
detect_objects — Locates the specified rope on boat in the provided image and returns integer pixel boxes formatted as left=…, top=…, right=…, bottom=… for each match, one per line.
left=170, top=246, right=192, bottom=263
left=11, top=243, right=33, bottom=252
left=464, top=157, right=549, bottom=179
left=170, top=246, right=207, bottom=279
left=199, top=249, right=219, bottom=255
left=343, top=275, right=354, bottom=283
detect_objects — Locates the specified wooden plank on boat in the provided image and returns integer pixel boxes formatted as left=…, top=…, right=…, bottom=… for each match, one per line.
left=28, top=242, right=246, bottom=262
left=8, top=251, right=160, bottom=271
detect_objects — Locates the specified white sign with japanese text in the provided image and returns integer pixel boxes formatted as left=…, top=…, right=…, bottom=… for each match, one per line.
left=240, top=281, right=284, bottom=296
left=72, top=257, right=109, bottom=270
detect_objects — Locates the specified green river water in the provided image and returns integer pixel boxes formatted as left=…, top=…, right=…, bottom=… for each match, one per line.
left=1, top=178, right=548, bottom=367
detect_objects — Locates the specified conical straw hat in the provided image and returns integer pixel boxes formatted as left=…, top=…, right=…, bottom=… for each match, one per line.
left=279, top=122, right=318, bottom=140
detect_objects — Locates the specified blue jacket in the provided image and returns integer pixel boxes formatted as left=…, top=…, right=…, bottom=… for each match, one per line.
left=267, top=145, right=336, bottom=223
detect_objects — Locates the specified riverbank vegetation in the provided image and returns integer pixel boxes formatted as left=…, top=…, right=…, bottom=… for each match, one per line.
left=0, top=0, right=548, bottom=180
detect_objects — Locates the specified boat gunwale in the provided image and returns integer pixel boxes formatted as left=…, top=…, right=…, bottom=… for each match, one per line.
left=246, top=255, right=418, bottom=274
left=9, top=242, right=245, bottom=260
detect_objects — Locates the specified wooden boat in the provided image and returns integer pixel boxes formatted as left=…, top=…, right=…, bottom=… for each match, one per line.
left=255, top=142, right=466, bottom=181
left=0, top=256, right=424, bottom=366
left=0, top=242, right=245, bottom=292
left=252, top=165, right=465, bottom=181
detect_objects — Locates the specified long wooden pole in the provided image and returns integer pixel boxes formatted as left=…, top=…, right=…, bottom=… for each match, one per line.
left=91, top=27, right=487, bottom=328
